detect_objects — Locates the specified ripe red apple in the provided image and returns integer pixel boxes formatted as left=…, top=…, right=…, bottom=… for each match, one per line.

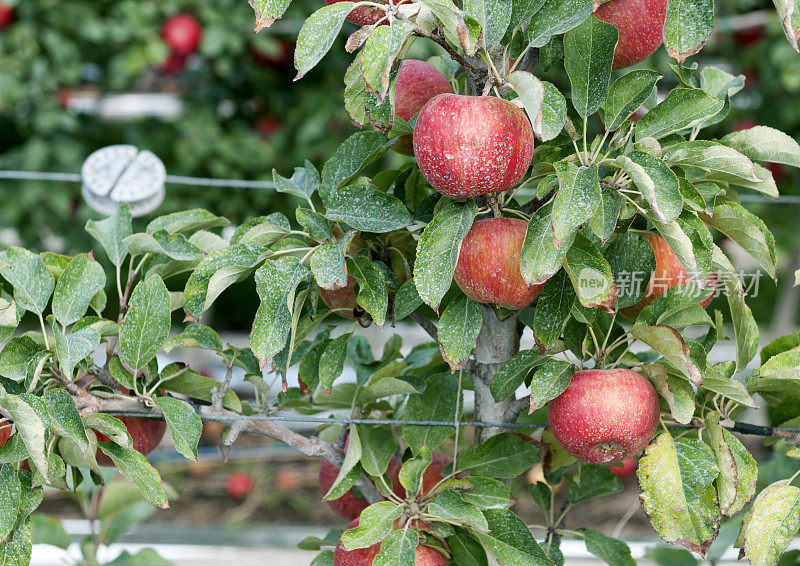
left=454, top=218, right=543, bottom=310
left=0, top=423, right=12, bottom=447
left=595, top=0, right=668, bottom=70
left=547, top=369, right=660, bottom=464
left=334, top=519, right=448, bottom=566
left=413, top=94, right=534, bottom=199
left=319, top=276, right=358, bottom=320
left=275, top=468, right=301, bottom=491
left=391, top=60, right=452, bottom=155
left=322, top=0, right=388, bottom=26
left=159, top=52, right=188, bottom=75
left=319, top=457, right=370, bottom=520
left=609, top=458, right=638, bottom=481
left=162, top=14, right=203, bottom=56
left=253, top=116, right=283, bottom=139
left=388, top=451, right=451, bottom=500
left=619, top=233, right=717, bottom=319
left=95, top=417, right=167, bottom=467
left=0, top=3, right=15, bottom=28
left=734, top=25, right=765, bottom=48
left=226, top=471, right=255, bottom=499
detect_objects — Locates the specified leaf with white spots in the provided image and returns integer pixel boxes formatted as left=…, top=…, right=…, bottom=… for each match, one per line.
left=525, top=0, right=593, bottom=48
left=507, top=71, right=544, bottom=134
left=119, top=274, right=170, bottom=372
left=721, top=125, right=800, bottom=168
left=429, top=490, right=490, bottom=531
left=0, top=248, right=55, bottom=318
left=311, top=239, right=352, bottom=291
left=564, top=232, right=617, bottom=313
left=631, top=322, right=703, bottom=385
left=321, top=131, right=388, bottom=197
left=373, top=529, right=419, bottom=566
left=704, top=412, right=757, bottom=518
left=663, top=141, right=759, bottom=182
left=663, top=0, right=714, bottom=64
left=348, top=251, right=388, bottom=327
left=249, top=0, right=292, bottom=31
left=414, top=200, right=478, bottom=310
left=603, top=70, right=662, bottom=132
left=123, top=231, right=202, bottom=261
left=464, top=0, right=512, bottom=47
left=85, top=203, right=132, bottom=267
left=438, top=295, right=482, bottom=372
left=528, top=359, right=573, bottom=410
left=163, top=324, right=223, bottom=353
left=250, top=257, right=310, bottom=362
left=294, top=2, right=354, bottom=80
left=146, top=209, right=229, bottom=236
left=563, top=15, right=618, bottom=119
left=341, top=501, right=403, bottom=550
left=457, top=433, right=541, bottom=478
left=520, top=202, right=576, bottom=286
left=744, top=479, right=800, bottom=565
left=96, top=442, right=168, bottom=508
left=0, top=516, right=32, bottom=566
left=402, top=374, right=459, bottom=454
left=552, top=162, right=600, bottom=244
left=471, top=508, right=552, bottom=565
left=773, top=0, right=800, bottom=53
left=272, top=160, right=320, bottom=204
left=51, top=254, right=106, bottom=327
left=589, top=187, right=622, bottom=243
left=617, top=152, right=682, bottom=224
left=634, top=88, right=724, bottom=141
left=0, top=337, right=43, bottom=381
left=43, top=389, right=89, bottom=454
left=54, top=326, right=100, bottom=380
left=325, top=184, right=410, bottom=233
left=155, top=396, right=202, bottom=460
left=0, top=387, right=48, bottom=482
left=712, top=246, right=758, bottom=371
left=417, top=0, right=482, bottom=56
left=637, top=432, right=721, bottom=556
left=490, top=350, right=542, bottom=402
left=0, top=464, right=21, bottom=542
left=360, top=22, right=414, bottom=100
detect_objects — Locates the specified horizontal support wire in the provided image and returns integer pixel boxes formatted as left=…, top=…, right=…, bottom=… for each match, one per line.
left=0, top=169, right=798, bottom=204
left=101, top=409, right=799, bottom=438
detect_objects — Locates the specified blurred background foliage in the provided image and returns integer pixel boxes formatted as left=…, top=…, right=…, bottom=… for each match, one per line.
left=0, top=0, right=799, bottom=327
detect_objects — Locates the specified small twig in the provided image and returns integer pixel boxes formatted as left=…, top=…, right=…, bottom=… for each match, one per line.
left=211, top=363, right=234, bottom=410
left=409, top=311, right=438, bottom=341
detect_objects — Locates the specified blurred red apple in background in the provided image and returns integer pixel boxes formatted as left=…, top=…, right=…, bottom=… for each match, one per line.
left=333, top=519, right=448, bottom=566
left=95, top=417, right=167, bottom=467
left=253, top=116, right=283, bottom=139
left=609, top=458, right=638, bottom=481
left=734, top=25, right=765, bottom=48
left=454, top=218, right=543, bottom=310
left=162, top=14, right=203, bottom=56
left=548, top=369, right=660, bottom=464
left=322, top=0, right=388, bottom=26
left=391, top=60, right=452, bottom=155
left=619, top=233, right=717, bottom=319
left=413, top=94, right=534, bottom=199
left=159, top=52, right=188, bottom=75
left=274, top=468, right=301, bottom=491
left=226, top=471, right=255, bottom=499
left=251, top=39, right=292, bottom=68
left=0, top=3, right=15, bottom=28
left=595, top=0, right=668, bottom=70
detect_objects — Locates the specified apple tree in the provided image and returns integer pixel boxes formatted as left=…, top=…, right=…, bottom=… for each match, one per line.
left=3, top=0, right=800, bottom=565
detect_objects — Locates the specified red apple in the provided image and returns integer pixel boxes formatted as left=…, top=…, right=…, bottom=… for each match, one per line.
left=595, top=0, right=668, bottom=70
left=547, top=369, right=660, bottom=464
left=159, top=52, right=188, bottom=75
left=162, top=14, right=203, bottom=56
left=319, top=276, right=358, bottom=320
left=413, top=94, right=534, bottom=199
left=733, top=119, right=758, bottom=132
left=253, top=116, right=283, bottom=139
left=619, top=233, right=717, bottom=319
left=334, top=519, right=449, bottom=566
left=388, top=451, right=451, bottom=500
left=322, top=0, right=388, bottom=26
left=734, top=26, right=765, bottom=48
left=275, top=468, right=301, bottom=491
left=95, top=417, right=167, bottom=467
left=391, top=60, right=452, bottom=155
left=251, top=39, right=292, bottom=68
left=0, top=423, right=12, bottom=447
left=0, top=3, right=15, bottom=28
left=609, top=458, right=638, bottom=481
left=226, top=471, right=255, bottom=499
left=319, top=457, right=370, bottom=520
left=454, top=218, right=543, bottom=310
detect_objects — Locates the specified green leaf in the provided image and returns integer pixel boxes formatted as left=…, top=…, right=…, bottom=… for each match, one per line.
left=641, top=363, right=695, bottom=425
left=0, top=337, right=43, bottom=381
left=439, top=476, right=513, bottom=509
left=0, top=465, right=21, bottom=541
left=358, top=426, right=397, bottom=477
left=525, top=0, right=593, bottom=48
left=51, top=254, right=106, bottom=327
left=507, top=70, right=544, bottom=134
left=293, top=2, right=354, bottom=80
left=457, top=432, right=540, bottom=478
left=43, top=389, right=88, bottom=454
left=325, top=184, right=411, bottom=233
left=563, top=15, right=618, bottom=119
left=249, top=0, right=292, bottom=29
left=533, top=271, right=575, bottom=349
left=604, top=233, right=656, bottom=310
left=617, top=152, right=682, bottom=224
left=250, top=257, right=310, bottom=362
left=96, top=443, right=168, bottom=508
left=744, top=480, right=800, bottom=566
left=348, top=251, right=388, bottom=327
left=159, top=366, right=241, bottom=413
left=163, top=324, right=223, bottom=353
left=520, top=203, right=576, bottom=286
left=712, top=246, right=758, bottom=371
left=634, top=88, right=724, bottom=141
left=448, top=529, right=489, bottom=566
left=360, top=22, right=415, bottom=99
left=581, top=529, right=636, bottom=566
left=319, top=333, right=352, bottom=394
left=472, top=508, right=552, bottom=565
left=0, top=389, right=47, bottom=482
left=552, top=162, right=601, bottom=244
left=85, top=203, right=132, bottom=267
left=373, top=529, right=419, bottom=566
left=603, top=70, right=662, bottom=131
left=637, top=432, right=720, bottom=556
left=119, top=273, right=170, bottom=372
left=31, top=513, right=71, bottom=550
left=590, top=188, right=622, bottom=243
left=402, top=374, right=459, bottom=453
left=231, top=215, right=290, bottom=247
left=564, top=231, right=617, bottom=312
left=663, top=0, right=714, bottom=64
left=491, top=349, right=542, bottom=402
left=529, top=359, right=573, bottom=410
left=54, top=326, right=100, bottom=380
left=700, top=202, right=776, bottom=280
left=663, top=141, right=758, bottom=182
left=272, top=160, right=319, bottom=204
left=398, top=446, right=433, bottom=498
left=704, top=412, right=757, bottom=518
left=0, top=248, right=55, bottom=317
left=414, top=201, right=478, bottom=310
left=631, top=322, right=703, bottom=385
left=154, top=397, right=201, bottom=460
left=438, top=295, right=482, bottom=372
left=722, top=124, right=800, bottom=168
left=429, top=490, right=489, bottom=531
left=568, top=464, right=623, bottom=504
left=417, top=0, right=481, bottom=56
left=393, top=279, right=423, bottom=322
left=321, top=131, right=388, bottom=197
left=539, top=82, right=568, bottom=142
left=146, top=209, right=229, bottom=235
left=123, top=231, right=201, bottom=261
left=184, top=244, right=268, bottom=319
left=340, top=501, right=403, bottom=550
left=84, top=414, right=133, bottom=450
left=464, top=0, right=511, bottom=47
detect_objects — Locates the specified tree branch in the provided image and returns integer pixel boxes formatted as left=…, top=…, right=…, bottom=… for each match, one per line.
left=409, top=311, right=438, bottom=341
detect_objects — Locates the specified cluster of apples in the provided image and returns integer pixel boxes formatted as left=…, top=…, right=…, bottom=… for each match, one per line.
left=160, top=13, right=203, bottom=74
